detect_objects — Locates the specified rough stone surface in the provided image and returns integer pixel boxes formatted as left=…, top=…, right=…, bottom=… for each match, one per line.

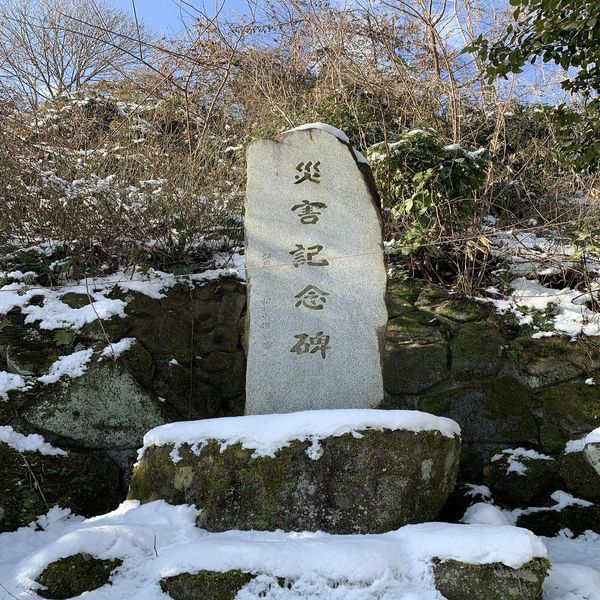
left=508, top=336, right=597, bottom=389
left=451, top=322, right=504, bottom=380
left=0, top=442, right=121, bottom=532
left=161, top=570, right=254, bottom=600
left=483, top=453, right=557, bottom=507
left=245, top=126, right=387, bottom=413
left=516, top=503, right=600, bottom=536
left=159, top=559, right=549, bottom=600
left=433, top=557, right=549, bottom=600
left=0, top=277, right=247, bottom=486
left=537, top=381, right=600, bottom=454
left=420, top=379, right=540, bottom=445
left=36, top=554, right=122, bottom=599
left=129, top=428, right=460, bottom=534
left=383, top=311, right=450, bottom=394
left=23, top=361, right=164, bottom=450
left=559, top=444, right=600, bottom=503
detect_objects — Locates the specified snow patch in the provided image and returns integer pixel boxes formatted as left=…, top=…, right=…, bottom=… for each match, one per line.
left=491, top=447, right=553, bottom=476
left=38, top=349, right=94, bottom=384
left=480, top=277, right=600, bottom=338
left=100, top=338, right=136, bottom=359
left=0, top=370, right=28, bottom=399
left=286, top=122, right=350, bottom=144
left=565, top=427, right=600, bottom=453
left=464, top=483, right=492, bottom=500
left=461, top=503, right=511, bottom=526
left=0, top=426, right=66, bottom=456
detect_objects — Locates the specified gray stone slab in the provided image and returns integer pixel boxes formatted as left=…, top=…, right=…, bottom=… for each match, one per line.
left=245, top=125, right=387, bottom=414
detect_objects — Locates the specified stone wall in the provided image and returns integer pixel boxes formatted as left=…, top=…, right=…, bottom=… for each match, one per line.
left=381, top=279, right=600, bottom=478
left=0, top=277, right=247, bottom=529
left=2, top=274, right=599, bottom=530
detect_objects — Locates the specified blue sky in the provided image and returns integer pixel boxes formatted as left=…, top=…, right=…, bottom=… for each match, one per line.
left=107, top=0, right=248, bottom=34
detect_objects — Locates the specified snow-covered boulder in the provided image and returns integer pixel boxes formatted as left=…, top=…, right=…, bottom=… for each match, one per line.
left=483, top=447, right=556, bottom=506
left=515, top=491, right=600, bottom=536
left=129, top=409, right=461, bottom=533
left=14, top=501, right=548, bottom=600
left=560, top=433, right=600, bottom=503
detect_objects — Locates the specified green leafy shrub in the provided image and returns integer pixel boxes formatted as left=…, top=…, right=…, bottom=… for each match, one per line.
left=368, top=129, right=490, bottom=255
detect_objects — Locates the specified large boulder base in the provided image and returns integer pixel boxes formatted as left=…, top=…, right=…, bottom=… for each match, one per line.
left=129, top=428, right=460, bottom=534
left=35, top=554, right=122, bottom=599
left=433, top=557, right=549, bottom=600
left=0, top=442, right=121, bottom=532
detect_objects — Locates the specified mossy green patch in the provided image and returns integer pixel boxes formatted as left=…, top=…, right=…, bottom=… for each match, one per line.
left=36, top=554, right=122, bottom=599
left=434, top=298, right=489, bottom=323
left=433, top=557, right=550, bottom=600
left=451, top=322, right=505, bottom=380
left=161, top=570, right=255, bottom=600
left=538, top=381, right=600, bottom=453
left=559, top=445, right=600, bottom=503
left=385, top=279, right=423, bottom=318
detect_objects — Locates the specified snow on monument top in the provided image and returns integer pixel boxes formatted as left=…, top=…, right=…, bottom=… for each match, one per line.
left=140, top=409, right=461, bottom=459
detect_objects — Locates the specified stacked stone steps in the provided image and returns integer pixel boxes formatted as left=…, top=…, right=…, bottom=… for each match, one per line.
left=123, top=409, right=547, bottom=599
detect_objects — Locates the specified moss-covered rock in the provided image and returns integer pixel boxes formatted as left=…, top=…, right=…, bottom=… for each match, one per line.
left=419, top=378, right=539, bottom=447
left=559, top=444, right=600, bottom=503
left=0, top=442, right=121, bottom=532
left=516, top=503, right=600, bottom=536
left=385, top=279, right=422, bottom=318
left=538, top=381, right=600, bottom=454
left=507, top=336, right=592, bottom=389
left=36, top=554, right=122, bottom=599
left=160, top=570, right=254, bottom=600
left=433, top=557, right=549, bottom=600
left=451, top=322, right=505, bottom=380
left=434, top=298, right=489, bottom=323
left=0, top=312, right=59, bottom=376
left=129, top=428, right=460, bottom=534
left=383, top=311, right=450, bottom=394
left=483, top=452, right=556, bottom=507
left=22, top=361, right=165, bottom=450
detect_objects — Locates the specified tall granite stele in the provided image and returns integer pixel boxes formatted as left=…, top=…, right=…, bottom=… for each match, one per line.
left=245, top=123, right=388, bottom=413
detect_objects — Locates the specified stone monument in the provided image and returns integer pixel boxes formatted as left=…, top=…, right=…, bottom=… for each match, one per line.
left=245, top=123, right=388, bottom=413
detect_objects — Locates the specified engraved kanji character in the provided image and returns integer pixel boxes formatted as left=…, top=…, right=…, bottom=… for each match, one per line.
left=289, top=244, right=329, bottom=268
left=291, top=200, right=327, bottom=225
left=294, top=161, right=321, bottom=184
left=290, top=331, right=331, bottom=359
left=294, top=285, right=329, bottom=310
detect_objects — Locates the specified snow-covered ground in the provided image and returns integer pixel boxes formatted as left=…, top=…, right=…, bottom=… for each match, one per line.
left=0, top=499, right=597, bottom=599
left=477, top=227, right=600, bottom=337
left=0, top=500, right=555, bottom=600
left=462, top=502, right=600, bottom=600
